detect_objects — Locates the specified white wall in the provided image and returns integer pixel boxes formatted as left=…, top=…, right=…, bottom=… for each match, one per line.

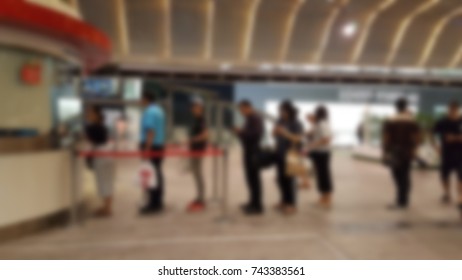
left=0, top=152, right=71, bottom=227
left=0, top=151, right=98, bottom=228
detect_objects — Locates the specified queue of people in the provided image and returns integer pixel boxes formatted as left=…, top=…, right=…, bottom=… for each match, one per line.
left=82, top=90, right=462, bottom=221
left=382, top=98, right=462, bottom=217
left=234, top=99, right=334, bottom=216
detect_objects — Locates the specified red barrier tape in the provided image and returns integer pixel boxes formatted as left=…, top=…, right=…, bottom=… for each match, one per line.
left=78, top=148, right=223, bottom=158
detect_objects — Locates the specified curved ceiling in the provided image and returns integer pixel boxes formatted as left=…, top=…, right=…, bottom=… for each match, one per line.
left=78, top=0, right=462, bottom=73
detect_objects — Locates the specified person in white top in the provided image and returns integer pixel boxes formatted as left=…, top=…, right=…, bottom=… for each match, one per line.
left=308, top=105, right=334, bottom=208
left=84, top=106, right=116, bottom=217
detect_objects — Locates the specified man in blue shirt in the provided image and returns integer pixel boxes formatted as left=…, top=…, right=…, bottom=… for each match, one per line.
left=139, top=90, right=166, bottom=214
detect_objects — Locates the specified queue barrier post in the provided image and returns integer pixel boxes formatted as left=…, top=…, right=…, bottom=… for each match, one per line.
left=70, top=150, right=82, bottom=226
left=212, top=147, right=220, bottom=203
left=215, top=146, right=231, bottom=223
left=212, top=103, right=224, bottom=202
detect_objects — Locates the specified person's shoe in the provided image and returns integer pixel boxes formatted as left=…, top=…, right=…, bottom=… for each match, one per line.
left=441, top=194, right=452, bottom=205
left=282, top=205, right=297, bottom=216
left=94, top=207, right=112, bottom=218
left=240, top=203, right=252, bottom=212
left=317, top=200, right=332, bottom=210
left=273, top=203, right=284, bottom=212
left=139, top=205, right=163, bottom=215
left=242, top=205, right=263, bottom=215
left=187, top=201, right=206, bottom=213
left=386, top=204, right=408, bottom=211
left=299, top=180, right=311, bottom=190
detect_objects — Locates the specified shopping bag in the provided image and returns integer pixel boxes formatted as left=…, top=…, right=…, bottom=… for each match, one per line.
left=136, top=161, right=157, bottom=190
left=285, top=149, right=308, bottom=177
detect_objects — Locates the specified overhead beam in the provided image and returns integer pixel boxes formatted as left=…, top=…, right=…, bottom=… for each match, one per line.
left=161, top=0, right=172, bottom=59
left=240, top=0, right=262, bottom=61
left=278, top=0, right=305, bottom=62
left=385, top=0, right=439, bottom=66
left=417, top=6, right=462, bottom=67
left=203, top=0, right=215, bottom=60
left=350, top=0, right=396, bottom=64
left=312, top=0, right=350, bottom=64
left=114, top=0, right=130, bottom=56
left=448, top=42, right=462, bottom=68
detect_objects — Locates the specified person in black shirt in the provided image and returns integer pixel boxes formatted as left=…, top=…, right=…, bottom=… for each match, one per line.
left=432, top=101, right=462, bottom=211
left=273, top=100, right=303, bottom=215
left=382, top=98, right=421, bottom=210
left=84, top=106, right=115, bottom=217
left=234, top=100, right=264, bottom=215
left=187, top=98, right=209, bottom=212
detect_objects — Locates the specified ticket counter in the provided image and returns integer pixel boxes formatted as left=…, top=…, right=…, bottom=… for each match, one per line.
left=0, top=0, right=110, bottom=238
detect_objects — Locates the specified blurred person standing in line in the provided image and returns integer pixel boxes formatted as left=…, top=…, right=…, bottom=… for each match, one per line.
left=234, top=100, right=265, bottom=215
left=273, top=100, right=303, bottom=215
left=187, top=97, right=209, bottom=212
left=432, top=101, right=462, bottom=217
left=308, top=106, right=334, bottom=209
left=84, top=106, right=116, bottom=217
left=139, top=90, right=166, bottom=215
left=382, top=98, right=421, bottom=210
left=115, top=113, right=129, bottom=150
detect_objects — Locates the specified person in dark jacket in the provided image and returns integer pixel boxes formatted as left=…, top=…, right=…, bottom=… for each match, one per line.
left=382, top=98, right=421, bottom=210
left=432, top=100, right=462, bottom=219
left=273, top=100, right=303, bottom=215
left=187, top=97, right=209, bottom=213
left=432, top=101, right=462, bottom=204
left=234, top=100, right=265, bottom=215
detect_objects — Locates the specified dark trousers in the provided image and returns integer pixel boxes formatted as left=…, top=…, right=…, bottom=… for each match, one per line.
left=311, top=152, right=333, bottom=194
left=140, top=144, right=165, bottom=209
left=276, top=155, right=296, bottom=206
left=243, top=150, right=263, bottom=209
left=390, top=161, right=412, bottom=207
left=440, top=155, right=462, bottom=183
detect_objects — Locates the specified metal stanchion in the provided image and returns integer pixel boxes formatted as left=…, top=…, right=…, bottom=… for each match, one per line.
left=166, top=91, right=174, bottom=143
left=211, top=103, right=224, bottom=202
left=211, top=149, right=219, bottom=203
left=70, top=151, right=82, bottom=226
left=215, top=146, right=230, bottom=223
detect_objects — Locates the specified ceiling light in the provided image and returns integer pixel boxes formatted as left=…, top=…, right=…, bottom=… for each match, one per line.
left=342, top=22, right=358, bottom=38
left=395, top=67, right=427, bottom=76
left=258, top=63, right=274, bottom=71
left=219, top=63, right=232, bottom=71
left=301, top=64, right=322, bottom=72
left=327, top=65, right=360, bottom=73
left=279, top=64, right=296, bottom=71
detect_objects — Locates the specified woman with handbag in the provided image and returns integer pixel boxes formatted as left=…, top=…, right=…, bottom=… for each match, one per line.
left=84, top=106, right=116, bottom=217
left=308, top=105, right=334, bottom=209
left=273, top=100, right=303, bottom=215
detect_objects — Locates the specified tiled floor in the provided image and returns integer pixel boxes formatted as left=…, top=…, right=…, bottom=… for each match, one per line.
left=0, top=149, right=461, bottom=259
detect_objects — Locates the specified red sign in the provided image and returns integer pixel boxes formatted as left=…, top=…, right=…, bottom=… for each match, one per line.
left=21, top=62, right=42, bottom=85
